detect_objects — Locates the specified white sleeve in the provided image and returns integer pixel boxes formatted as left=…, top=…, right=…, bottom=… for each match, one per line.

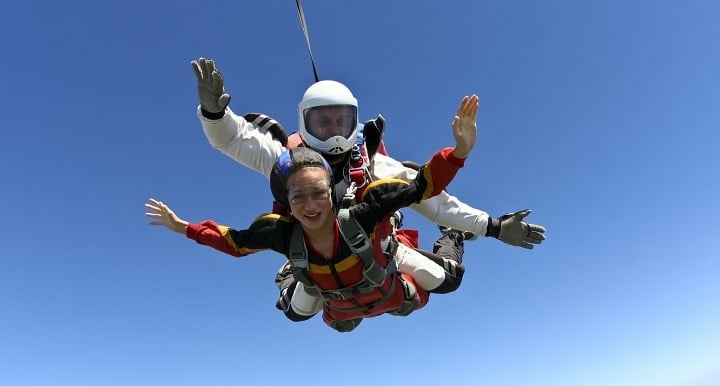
left=370, top=153, right=491, bottom=236
left=197, top=106, right=286, bottom=179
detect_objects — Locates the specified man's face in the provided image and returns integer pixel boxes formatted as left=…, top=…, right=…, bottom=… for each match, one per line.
left=304, top=105, right=356, bottom=141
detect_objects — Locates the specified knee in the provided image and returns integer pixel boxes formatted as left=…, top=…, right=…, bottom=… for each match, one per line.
left=285, top=308, right=315, bottom=322
left=430, top=262, right=465, bottom=294
left=275, top=281, right=298, bottom=312
left=328, top=318, right=363, bottom=333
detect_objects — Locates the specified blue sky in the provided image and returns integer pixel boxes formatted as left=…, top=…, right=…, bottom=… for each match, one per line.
left=2, top=1, right=719, bottom=385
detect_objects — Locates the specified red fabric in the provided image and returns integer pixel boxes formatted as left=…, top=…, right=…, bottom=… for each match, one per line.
left=186, top=221, right=244, bottom=257
left=423, top=147, right=465, bottom=197
left=377, top=140, right=388, bottom=156
left=286, top=132, right=304, bottom=149
left=395, top=229, right=419, bottom=248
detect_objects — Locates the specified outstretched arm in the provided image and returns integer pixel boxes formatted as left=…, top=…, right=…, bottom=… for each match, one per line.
left=191, top=57, right=286, bottom=178
left=145, top=198, right=291, bottom=257
left=368, top=96, right=547, bottom=249
left=418, top=94, right=480, bottom=196
left=354, top=95, right=478, bottom=227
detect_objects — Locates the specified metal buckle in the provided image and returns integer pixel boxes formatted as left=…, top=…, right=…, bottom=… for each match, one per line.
left=325, top=289, right=346, bottom=300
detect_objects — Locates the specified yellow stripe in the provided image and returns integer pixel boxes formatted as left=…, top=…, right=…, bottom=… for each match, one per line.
left=359, top=178, right=409, bottom=200
left=253, top=213, right=292, bottom=223
left=235, top=247, right=268, bottom=255
left=219, top=224, right=267, bottom=255
left=309, top=254, right=361, bottom=274
left=423, top=167, right=435, bottom=198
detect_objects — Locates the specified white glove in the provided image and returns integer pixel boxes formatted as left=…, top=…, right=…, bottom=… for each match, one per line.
left=191, top=57, right=230, bottom=114
left=497, top=209, right=546, bottom=249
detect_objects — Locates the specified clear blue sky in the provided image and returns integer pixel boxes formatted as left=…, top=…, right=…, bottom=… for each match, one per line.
left=2, top=1, right=719, bottom=386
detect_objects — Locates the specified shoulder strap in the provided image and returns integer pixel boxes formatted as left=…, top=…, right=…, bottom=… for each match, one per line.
left=288, top=225, right=320, bottom=297
left=336, top=183, right=396, bottom=287
left=286, top=132, right=305, bottom=149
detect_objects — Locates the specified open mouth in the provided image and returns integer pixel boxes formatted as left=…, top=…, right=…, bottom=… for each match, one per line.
left=304, top=212, right=321, bottom=221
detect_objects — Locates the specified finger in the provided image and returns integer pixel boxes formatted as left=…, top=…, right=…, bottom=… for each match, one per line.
left=515, top=209, right=532, bottom=220
left=207, top=59, right=219, bottom=81
left=145, top=207, right=160, bottom=214
left=520, top=242, right=534, bottom=250
left=201, top=58, right=214, bottom=79
left=527, top=233, right=545, bottom=243
left=528, top=223, right=546, bottom=233
left=460, top=94, right=478, bottom=116
left=468, top=94, right=479, bottom=117
left=211, top=71, right=224, bottom=90
left=464, top=96, right=475, bottom=116
left=219, top=93, right=230, bottom=107
left=191, top=60, right=202, bottom=80
left=198, top=57, right=209, bottom=77
left=452, top=116, right=460, bottom=132
left=456, top=96, right=469, bottom=116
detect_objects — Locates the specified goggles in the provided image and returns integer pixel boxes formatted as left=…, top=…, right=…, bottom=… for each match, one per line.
left=287, top=180, right=332, bottom=205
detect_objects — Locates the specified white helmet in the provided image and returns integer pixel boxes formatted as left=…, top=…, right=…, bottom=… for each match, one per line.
left=298, top=80, right=359, bottom=155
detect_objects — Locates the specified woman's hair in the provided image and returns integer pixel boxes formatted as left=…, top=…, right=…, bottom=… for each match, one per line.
left=270, top=146, right=332, bottom=208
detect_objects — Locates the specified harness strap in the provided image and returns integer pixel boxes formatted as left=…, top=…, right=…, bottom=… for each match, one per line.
left=337, top=207, right=389, bottom=287
left=289, top=225, right=321, bottom=297
left=388, top=278, right=421, bottom=316
left=346, top=143, right=371, bottom=193
left=325, top=275, right=398, bottom=313
left=312, top=249, right=398, bottom=301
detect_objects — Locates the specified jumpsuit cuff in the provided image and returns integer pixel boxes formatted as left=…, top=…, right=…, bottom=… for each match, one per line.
left=440, top=147, right=466, bottom=167
left=200, top=106, right=226, bottom=120
left=186, top=222, right=203, bottom=240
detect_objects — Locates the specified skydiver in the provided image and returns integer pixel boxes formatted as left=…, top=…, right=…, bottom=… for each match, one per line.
left=146, top=96, right=476, bottom=331
left=190, top=57, right=546, bottom=315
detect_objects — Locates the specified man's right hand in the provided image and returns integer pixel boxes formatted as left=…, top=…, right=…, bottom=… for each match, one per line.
left=191, top=57, right=231, bottom=114
left=497, top=209, right=546, bottom=249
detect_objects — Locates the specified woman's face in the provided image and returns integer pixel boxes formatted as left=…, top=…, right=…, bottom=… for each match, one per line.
left=286, top=167, right=333, bottom=231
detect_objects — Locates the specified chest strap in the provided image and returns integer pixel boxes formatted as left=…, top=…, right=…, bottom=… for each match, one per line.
left=337, top=182, right=394, bottom=287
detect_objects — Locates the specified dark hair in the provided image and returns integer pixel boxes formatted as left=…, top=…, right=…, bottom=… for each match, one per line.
left=270, top=147, right=332, bottom=208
